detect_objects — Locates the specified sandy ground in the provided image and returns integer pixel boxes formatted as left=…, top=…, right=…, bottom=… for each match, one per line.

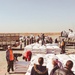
left=0, top=50, right=24, bottom=75
left=0, top=51, right=7, bottom=75
left=0, top=46, right=75, bottom=75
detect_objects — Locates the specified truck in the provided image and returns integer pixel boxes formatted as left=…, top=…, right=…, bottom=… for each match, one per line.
left=0, top=33, right=20, bottom=49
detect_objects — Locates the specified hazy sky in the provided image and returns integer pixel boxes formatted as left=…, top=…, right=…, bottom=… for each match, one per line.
left=0, top=0, right=75, bottom=33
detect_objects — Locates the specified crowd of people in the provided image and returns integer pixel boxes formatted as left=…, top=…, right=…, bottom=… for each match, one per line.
left=5, top=44, right=74, bottom=75
left=20, top=33, right=65, bottom=54
left=20, top=33, right=55, bottom=47
left=31, top=57, right=74, bottom=75
left=5, top=33, right=67, bottom=74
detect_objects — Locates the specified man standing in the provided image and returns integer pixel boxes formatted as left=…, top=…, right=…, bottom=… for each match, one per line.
left=6, top=45, right=14, bottom=73
left=60, top=39, right=65, bottom=54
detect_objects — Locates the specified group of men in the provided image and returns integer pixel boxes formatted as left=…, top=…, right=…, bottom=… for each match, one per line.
left=31, top=57, right=74, bottom=75
left=22, top=34, right=54, bottom=47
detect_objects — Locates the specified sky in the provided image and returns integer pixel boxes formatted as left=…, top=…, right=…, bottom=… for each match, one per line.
left=0, top=0, right=75, bottom=33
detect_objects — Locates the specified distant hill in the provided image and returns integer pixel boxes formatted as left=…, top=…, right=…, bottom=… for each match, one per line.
left=0, top=32, right=60, bottom=36
left=20, top=32, right=61, bottom=36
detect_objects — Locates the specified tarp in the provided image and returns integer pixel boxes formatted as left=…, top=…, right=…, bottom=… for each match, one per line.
left=14, top=61, right=30, bottom=73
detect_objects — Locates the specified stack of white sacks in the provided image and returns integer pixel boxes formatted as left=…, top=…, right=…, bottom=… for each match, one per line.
left=14, top=43, right=61, bottom=73
left=24, top=43, right=61, bottom=54
left=25, top=54, right=75, bottom=75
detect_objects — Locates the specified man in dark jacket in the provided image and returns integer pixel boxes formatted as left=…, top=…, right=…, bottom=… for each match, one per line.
left=6, top=45, right=14, bottom=73
left=31, top=57, right=48, bottom=75
left=54, top=60, right=74, bottom=75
